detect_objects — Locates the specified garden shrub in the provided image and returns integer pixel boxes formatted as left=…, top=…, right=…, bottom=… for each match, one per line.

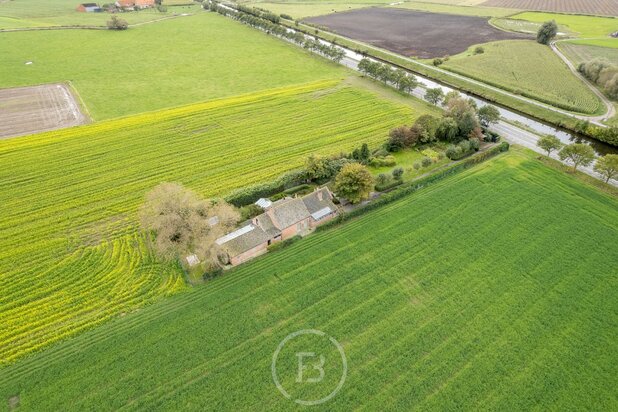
left=369, top=155, right=396, bottom=167
left=421, top=157, right=432, bottom=167
left=375, top=179, right=403, bottom=192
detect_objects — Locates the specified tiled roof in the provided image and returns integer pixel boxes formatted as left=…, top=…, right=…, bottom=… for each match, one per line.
left=302, top=187, right=336, bottom=215
left=216, top=224, right=271, bottom=257
left=254, top=213, right=280, bottom=237
left=269, top=197, right=310, bottom=229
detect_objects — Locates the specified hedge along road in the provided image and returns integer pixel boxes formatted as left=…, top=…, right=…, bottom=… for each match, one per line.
left=213, top=4, right=617, bottom=184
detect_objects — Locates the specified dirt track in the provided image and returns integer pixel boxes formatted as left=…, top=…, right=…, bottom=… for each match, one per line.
left=0, top=84, right=88, bottom=139
left=306, top=8, right=529, bottom=59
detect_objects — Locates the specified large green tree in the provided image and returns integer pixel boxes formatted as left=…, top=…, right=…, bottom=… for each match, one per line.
left=537, top=135, right=563, bottom=157
left=478, top=105, right=500, bottom=127
left=558, top=143, right=595, bottom=172
left=593, top=154, right=618, bottom=183
left=334, top=163, right=374, bottom=204
left=537, top=20, right=558, bottom=45
left=424, top=88, right=444, bottom=105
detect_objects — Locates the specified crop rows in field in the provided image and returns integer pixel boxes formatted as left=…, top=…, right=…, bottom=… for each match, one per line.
left=481, top=0, right=618, bottom=17
left=558, top=42, right=618, bottom=67
left=443, top=40, right=602, bottom=114
left=0, top=80, right=416, bottom=364
left=1, top=150, right=616, bottom=410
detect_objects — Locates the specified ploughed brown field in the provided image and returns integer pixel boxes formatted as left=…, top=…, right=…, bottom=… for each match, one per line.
left=481, top=0, right=618, bottom=17
left=0, top=84, right=88, bottom=139
left=305, top=8, right=529, bottom=59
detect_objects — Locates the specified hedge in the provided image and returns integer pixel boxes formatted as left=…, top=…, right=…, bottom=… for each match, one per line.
left=225, top=169, right=307, bottom=207
left=316, top=142, right=509, bottom=232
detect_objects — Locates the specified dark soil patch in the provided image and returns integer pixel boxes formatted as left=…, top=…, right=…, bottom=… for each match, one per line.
left=305, top=8, right=530, bottom=59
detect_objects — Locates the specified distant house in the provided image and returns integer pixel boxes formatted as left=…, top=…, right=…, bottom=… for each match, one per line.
left=76, top=3, right=102, bottom=12
left=115, top=0, right=155, bottom=8
left=216, top=187, right=338, bottom=266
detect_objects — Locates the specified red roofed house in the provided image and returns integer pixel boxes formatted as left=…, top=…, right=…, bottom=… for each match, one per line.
left=115, top=0, right=155, bottom=8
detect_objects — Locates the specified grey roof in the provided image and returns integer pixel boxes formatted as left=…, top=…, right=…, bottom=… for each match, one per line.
left=302, top=187, right=336, bottom=215
left=217, top=224, right=271, bottom=257
left=254, top=213, right=280, bottom=237
left=269, top=197, right=310, bottom=229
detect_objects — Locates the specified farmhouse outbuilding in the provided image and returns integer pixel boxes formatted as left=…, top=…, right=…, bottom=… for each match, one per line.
left=216, top=187, right=338, bottom=266
left=76, top=3, right=102, bottom=12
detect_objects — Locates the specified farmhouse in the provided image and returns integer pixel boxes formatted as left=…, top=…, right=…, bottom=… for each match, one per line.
left=115, top=0, right=155, bottom=8
left=216, top=187, right=338, bottom=266
left=76, top=3, right=102, bottom=12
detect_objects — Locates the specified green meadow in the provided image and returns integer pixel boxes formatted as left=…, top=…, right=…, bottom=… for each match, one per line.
left=512, top=12, right=618, bottom=44
left=0, top=0, right=197, bottom=28
left=1, top=148, right=616, bottom=410
left=0, top=13, right=345, bottom=119
left=443, top=40, right=602, bottom=114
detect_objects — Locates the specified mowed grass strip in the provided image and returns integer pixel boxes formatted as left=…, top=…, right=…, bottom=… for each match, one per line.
left=442, top=40, right=602, bottom=114
left=0, top=80, right=419, bottom=365
left=0, top=13, right=345, bottom=119
left=0, top=149, right=616, bottom=410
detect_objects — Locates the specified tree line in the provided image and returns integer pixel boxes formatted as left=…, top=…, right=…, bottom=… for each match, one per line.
left=358, top=58, right=418, bottom=93
left=207, top=1, right=345, bottom=63
left=537, top=134, right=618, bottom=182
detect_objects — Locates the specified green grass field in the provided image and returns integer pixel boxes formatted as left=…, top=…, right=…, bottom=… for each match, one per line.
left=511, top=12, right=618, bottom=41
left=1, top=148, right=616, bottom=410
left=391, top=1, right=518, bottom=17
left=0, top=13, right=346, bottom=119
left=442, top=40, right=602, bottom=114
left=557, top=42, right=618, bottom=66
left=0, top=80, right=425, bottom=365
left=0, top=0, right=198, bottom=28
left=252, top=2, right=376, bottom=19
left=491, top=17, right=575, bottom=36
left=252, top=0, right=517, bottom=19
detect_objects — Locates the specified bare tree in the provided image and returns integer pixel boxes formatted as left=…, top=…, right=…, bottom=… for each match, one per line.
left=139, top=183, right=239, bottom=265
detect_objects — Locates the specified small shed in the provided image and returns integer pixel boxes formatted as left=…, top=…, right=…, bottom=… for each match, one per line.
left=76, top=3, right=102, bottom=12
